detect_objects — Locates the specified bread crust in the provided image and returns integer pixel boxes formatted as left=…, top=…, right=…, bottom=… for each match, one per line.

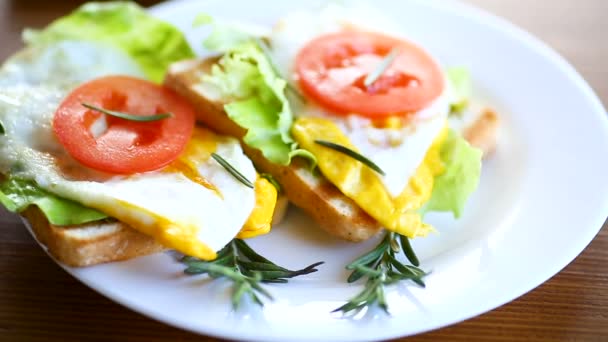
left=19, top=192, right=291, bottom=267
left=22, top=206, right=165, bottom=267
left=166, top=60, right=383, bottom=242
left=165, top=59, right=500, bottom=242
left=13, top=57, right=500, bottom=267
left=464, top=108, right=499, bottom=155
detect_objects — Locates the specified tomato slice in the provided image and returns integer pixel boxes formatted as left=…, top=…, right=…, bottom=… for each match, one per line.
left=53, top=76, right=195, bottom=174
left=295, top=31, right=445, bottom=118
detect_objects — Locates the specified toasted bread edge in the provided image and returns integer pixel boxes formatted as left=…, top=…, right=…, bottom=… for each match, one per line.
left=21, top=206, right=165, bottom=267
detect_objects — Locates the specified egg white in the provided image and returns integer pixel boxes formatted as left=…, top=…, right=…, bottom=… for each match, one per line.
left=0, top=40, right=145, bottom=89
left=270, top=2, right=405, bottom=84
left=269, top=4, right=450, bottom=197
left=0, top=41, right=257, bottom=253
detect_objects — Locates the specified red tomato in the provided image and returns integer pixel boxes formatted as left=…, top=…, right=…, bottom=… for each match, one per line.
left=295, top=31, right=445, bottom=118
left=53, top=76, right=195, bottom=174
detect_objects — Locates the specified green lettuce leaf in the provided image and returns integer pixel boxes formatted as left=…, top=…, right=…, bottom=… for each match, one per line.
left=202, top=39, right=314, bottom=166
left=447, top=66, right=471, bottom=113
left=23, top=1, right=194, bottom=82
left=424, top=129, right=482, bottom=218
left=0, top=178, right=108, bottom=226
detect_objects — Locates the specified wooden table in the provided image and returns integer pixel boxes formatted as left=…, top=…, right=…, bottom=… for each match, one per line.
left=1, top=0, right=606, bottom=341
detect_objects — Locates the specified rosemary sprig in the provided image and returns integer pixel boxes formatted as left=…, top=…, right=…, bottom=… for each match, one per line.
left=82, top=103, right=172, bottom=122
left=182, top=239, right=324, bottom=308
left=314, top=140, right=385, bottom=176
left=333, top=232, right=426, bottom=315
left=211, top=152, right=254, bottom=189
left=254, top=38, right=306, bottom=103
left=364, top=48, right=400, bottom=87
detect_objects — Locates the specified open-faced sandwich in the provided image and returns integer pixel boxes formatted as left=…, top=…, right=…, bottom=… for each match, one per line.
left=0, top=2, right=293, bottom=268
left=1, top=1, right=500, bottom=313
left=165, top=2, right=499, bottom=312
left=166, top=3, right=499, bottom=243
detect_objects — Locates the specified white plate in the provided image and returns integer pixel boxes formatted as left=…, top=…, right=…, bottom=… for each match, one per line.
left=26, top=0, right=608, bottom=341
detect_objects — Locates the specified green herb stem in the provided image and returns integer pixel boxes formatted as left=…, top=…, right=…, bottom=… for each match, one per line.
left=399, top=234, right=420, bottom=266
left=314, top=140, right=385, bottom=176
left=364, top=48, right=400, bottom=87
left=211, top=153, right=254, bottom=189
left=82, top=103, right=172, bottom=122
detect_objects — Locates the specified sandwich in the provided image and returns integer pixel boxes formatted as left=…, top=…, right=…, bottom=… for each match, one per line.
left=165, top=3, right=499, bottom=243
left=0, top=2, right=285, bottom=267
left=0, top=0, right=500, bottom=313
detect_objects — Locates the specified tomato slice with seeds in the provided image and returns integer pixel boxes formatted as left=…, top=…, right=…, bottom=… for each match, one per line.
left=295, top=31, right=445, bottom=118
left=53, top=76, right=195, bottom=174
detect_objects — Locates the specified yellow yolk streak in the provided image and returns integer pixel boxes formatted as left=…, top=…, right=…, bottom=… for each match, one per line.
left=164, top=128, right=221, bottom=196
left=238, top=176, right=278, bottom=239
left=92, top=127, right=278, bottom=260
left=292, top=117, right=447, bottom=238
left=113, top=199, right=218, bottom=260
left=107, top=177, right=277, bottom=260
left=372, top=116, right=405, bottom=129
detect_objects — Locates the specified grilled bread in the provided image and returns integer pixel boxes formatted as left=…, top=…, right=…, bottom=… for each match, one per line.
left=20, top=193, right=289, bottom=267
left=15, top=55, right=498, bottom=266
left=164, top=58, right=499, bottom=242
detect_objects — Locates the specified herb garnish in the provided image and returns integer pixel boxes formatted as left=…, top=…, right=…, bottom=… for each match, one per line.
left=254, top=38, right=306, bottom=103
left=314, top=140, right=385, bottom=176
left=449, top=100, right=468, bottom=116
left=211, top=153, right=255, bottom=189
left=82, top=103, right=172, bottom=122
left=182, top=239, right=324, bottom=308
left=364, top=48, right=400, bottom=87
left=0, top=120, right=5, bottom=135
left=333, top=232, right=426, bottom=315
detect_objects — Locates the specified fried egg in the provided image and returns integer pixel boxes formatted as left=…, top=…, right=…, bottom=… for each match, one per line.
left=0, top=41, right=276, bottom=259
left=0, top=40, right=145, bottom=89
left=269, top=4, right=450, bottom=237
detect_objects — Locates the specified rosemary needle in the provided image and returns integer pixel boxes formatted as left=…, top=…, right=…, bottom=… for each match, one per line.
left=399, top=234, right=420, bottom=266
left=314, top=140, right=385, bottom=176
left=364, top=48, right=400, bottom=87
left=211, top=152, right=254, bottom=189
left=82, top=103, right=172, bottom=122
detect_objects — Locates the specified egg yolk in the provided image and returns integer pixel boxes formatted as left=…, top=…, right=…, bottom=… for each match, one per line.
left=107, top=175, right=276, bottom=261
left=238, top=176, right=278, bottom=239
left=164, top=128, right=221, bottom=196
left=105, top=199, right=219, bottom=260
left=92, top=127, right=277, bottom=260
left=372, top=116, right=404, bottom=130
left=292, top=117, right=446, bottom=238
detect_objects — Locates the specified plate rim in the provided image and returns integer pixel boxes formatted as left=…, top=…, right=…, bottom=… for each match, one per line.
left=20, top=0, right=608, bottom=341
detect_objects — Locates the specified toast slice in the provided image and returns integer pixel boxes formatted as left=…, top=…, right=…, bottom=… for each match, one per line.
left=21, top=206, right=165, bottom=267
left=19, top=192, right=290, bottom=267
left=164, top=58, right=499, bottom=242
